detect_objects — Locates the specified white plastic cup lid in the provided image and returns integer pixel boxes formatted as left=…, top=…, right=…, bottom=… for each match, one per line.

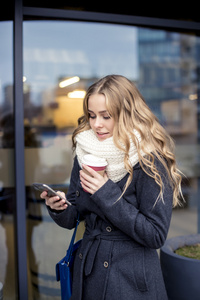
left=82, top=154, right=107, bottom=167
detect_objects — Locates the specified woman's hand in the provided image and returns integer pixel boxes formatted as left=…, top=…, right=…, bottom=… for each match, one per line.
left=80, top=164, right=108, bottom=194
left=40, top=191, right=68, bottom=211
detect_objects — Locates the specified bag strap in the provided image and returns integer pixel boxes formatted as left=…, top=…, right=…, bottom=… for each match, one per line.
left=66, top=213, right=80, bottom=264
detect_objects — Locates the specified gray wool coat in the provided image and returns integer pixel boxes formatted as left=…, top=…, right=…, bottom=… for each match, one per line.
left=48, top=156, right=173, bottom=300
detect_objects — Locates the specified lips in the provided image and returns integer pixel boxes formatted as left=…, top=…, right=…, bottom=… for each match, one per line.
left=97, top=132, right=107, bottom=135
left=96, top=132, right=109, bottom=139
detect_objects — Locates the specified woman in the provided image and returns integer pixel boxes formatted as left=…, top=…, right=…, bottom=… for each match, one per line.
left=41, top=75, right=182, bottom=299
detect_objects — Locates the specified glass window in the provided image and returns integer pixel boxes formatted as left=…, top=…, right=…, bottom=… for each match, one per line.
left=137, top=28, right=200, bottom=237
left=23, top=20, right=200, bottom=299
left=0, top=21, right=16, bottom=298
left=23, top=20, right=138, bottom=299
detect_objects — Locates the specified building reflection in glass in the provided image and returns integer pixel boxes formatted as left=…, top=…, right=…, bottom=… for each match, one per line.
left=138, top=28, right=200, bottom=212
left=0, top=21, right=16, bottom=299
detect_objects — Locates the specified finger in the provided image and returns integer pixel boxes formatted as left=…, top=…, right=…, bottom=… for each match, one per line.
left=40, top=191, right=60, bottom=202
left=45, top=195, right=59, bottom=206
left=80, top=170, right=93, bottom=183
left=80, top=169, right=102, bottom=186
left=80, top=171, right=105, bottom=194
left=80, top=180, right=94, bottom=194
left=47, top=197, right=67, bottom=210
left=80, top=173, right=99, bottom=192
left=56, top=191, right=66, bottom=200
left=40, top=191, right=48, bottom=199
left=82, top=164, right=101, bottom=178
left=40, top=190, right=67, bottom=210
left=80, top=174, right=95, bottom=189
left=52, top=199, right=68, bottom=210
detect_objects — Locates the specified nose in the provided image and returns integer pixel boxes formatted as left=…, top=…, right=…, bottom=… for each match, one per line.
left=94, top=116, right=103, bottom=128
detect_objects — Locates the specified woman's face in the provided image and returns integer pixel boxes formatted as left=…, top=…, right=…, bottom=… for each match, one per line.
left=88, top=93, right=115, bottom=141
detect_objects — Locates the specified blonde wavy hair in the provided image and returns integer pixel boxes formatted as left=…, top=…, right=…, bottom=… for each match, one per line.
left=72, top=75, right=183, bottom=207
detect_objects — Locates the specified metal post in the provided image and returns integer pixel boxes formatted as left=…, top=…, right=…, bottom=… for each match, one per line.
left=14, top=0, right=28, bottom=298
left=0, top=282, right=3, bottom=300
left=198, top=177, right=200, bottom=233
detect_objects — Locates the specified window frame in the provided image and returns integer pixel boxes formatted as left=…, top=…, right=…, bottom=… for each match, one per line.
left=14, top=1, right=200, bottom=298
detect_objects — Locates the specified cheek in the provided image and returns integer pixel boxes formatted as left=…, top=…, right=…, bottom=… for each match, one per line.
left=89, top=119, right=94, bottom=129
left=109, top=120, right=115, bottom=133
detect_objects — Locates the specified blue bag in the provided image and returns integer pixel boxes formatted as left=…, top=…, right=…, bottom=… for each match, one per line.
left=56, top=215, right=81, bottom=300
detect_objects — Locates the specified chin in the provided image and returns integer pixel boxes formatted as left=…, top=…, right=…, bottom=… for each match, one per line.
left=97, top=133, right=112, bottom=141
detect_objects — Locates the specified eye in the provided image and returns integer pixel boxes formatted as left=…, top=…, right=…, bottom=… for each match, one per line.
left=103, top=116, right=111, bottom=120
left=103, top=113, right=112, bottom=120
left=88, top=113, right=96, bottom=119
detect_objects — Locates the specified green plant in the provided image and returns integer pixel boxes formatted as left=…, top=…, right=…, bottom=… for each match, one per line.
left=175, top=244, right=200, bottom=260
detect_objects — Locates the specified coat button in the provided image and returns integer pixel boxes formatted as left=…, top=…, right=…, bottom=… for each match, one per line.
left=103, top=261, right=109, bottom=268
left=106, top=226, right=112, bottom=232
left=79, top=253, right=83, bottom=259
left=76, top=190, right=80, bottom=197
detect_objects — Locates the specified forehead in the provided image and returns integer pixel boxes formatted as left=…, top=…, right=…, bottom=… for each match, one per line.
left=88, top=94, right=107, bottom=111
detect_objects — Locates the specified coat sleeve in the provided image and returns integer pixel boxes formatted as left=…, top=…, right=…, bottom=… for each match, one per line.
left=47, top=157, right=80, bottom=229
left=91, top=160, right=173, bottom=249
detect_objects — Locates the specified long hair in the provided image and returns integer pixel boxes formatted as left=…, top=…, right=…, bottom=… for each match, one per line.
left=72, top=75, right=183, bottom=207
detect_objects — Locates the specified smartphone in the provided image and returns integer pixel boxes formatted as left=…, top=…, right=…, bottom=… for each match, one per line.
left=33, top=183, right=72, bottom=206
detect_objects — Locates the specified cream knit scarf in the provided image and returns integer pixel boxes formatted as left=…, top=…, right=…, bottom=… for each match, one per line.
left=75, top=129, right=142, bottom=182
